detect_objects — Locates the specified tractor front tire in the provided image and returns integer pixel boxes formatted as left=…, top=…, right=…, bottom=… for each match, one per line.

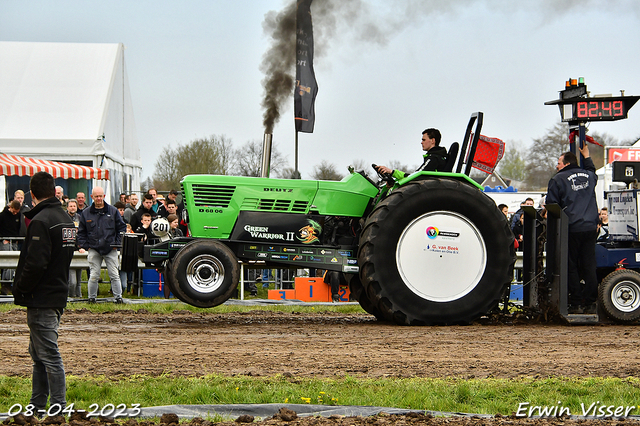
left=164, top=262, right=203, bottom=307
left=358, top=178, right=515, bottom=325
left=168, top=240, right=240, bottom=308
left=598, top=269, right=640, bottom=323
left=164, top=262, right=213, bottom=308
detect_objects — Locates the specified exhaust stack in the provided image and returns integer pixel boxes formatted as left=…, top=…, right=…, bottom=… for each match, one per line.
left=261, top=133, right=273, bottom=178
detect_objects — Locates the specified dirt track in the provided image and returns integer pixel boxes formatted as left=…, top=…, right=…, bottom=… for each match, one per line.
left=1, top=308, right=640, bottom=380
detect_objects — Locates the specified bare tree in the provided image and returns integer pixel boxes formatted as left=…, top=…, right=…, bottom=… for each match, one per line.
left=387, top=160, right=415, bottom=175
left=498, top=140, right=526, bottom=182
left=152, top=135, right=235, bottom=191
left=347, top=159, right=376, bottom=181
left=275, top=166, right=299, bottom=179
left=349, top=159, right=368, bottom=172
left=310, top=160, right=344, bottom=181
left=234, top=140, right=288, bottom=177
left=523, top=123, right=621, bottom=190
left=176, top=135, right=232, bottom=175
left=524, top=122, right=569, bottom=190
left=586, top=131, right=617, bottom=170
left=141, top=176, right=154, bottom=193
left=152, top=146, right=180, bottom=190
left=210, top=134, right=236, bottom=176
left=621, top=135, right=640, bottom=146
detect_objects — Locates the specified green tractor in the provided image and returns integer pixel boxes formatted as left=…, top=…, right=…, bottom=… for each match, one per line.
left=123, top=112, right=515, bottom=325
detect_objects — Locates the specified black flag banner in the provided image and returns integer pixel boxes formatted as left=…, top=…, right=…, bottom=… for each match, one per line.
left=294, top=0, right=318, bottom=133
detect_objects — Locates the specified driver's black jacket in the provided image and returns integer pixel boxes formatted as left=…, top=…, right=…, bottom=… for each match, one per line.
left=391, top=146, right=448, bottom=180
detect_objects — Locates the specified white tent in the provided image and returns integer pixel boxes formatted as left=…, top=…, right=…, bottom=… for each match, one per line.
left=0, top=41, right=141, bottom=203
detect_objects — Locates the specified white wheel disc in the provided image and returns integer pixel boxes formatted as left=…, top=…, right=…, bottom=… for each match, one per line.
left=396, top=211, right=487, bottom=302
left=185, top=254, right=225, bottom=294
left=610, top=280, right=640, bottom=312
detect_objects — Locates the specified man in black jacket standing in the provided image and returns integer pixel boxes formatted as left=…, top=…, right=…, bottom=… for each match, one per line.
left=13, top=172, right=76, bottom=413
left=546, top=144, right=599, bottom=313
left=77, top=187, right=127, bottom=304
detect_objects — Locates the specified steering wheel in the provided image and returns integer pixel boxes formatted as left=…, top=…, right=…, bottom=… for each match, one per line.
left=372, top=164, right=395, bottom=186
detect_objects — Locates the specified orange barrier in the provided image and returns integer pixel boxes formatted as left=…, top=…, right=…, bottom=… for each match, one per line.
left=267, top=289, right=296, bottom=300
left=265, top=277, right=352, bottom=302
left=335, top=285, right=351, bottom=302
left=292, top=277, right=330, bottom=302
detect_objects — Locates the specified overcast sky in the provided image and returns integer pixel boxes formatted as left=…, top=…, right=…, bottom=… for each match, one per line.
left=2, top=0, right=640, bottom=180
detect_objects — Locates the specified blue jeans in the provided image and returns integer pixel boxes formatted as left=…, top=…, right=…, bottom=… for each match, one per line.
left=68, top=269, right=83, bottom=298
left=87, top=249, right=122, bottom=299
left=119, top=270, right=128, bottom=294
left=27, top=308, right=66, bottom=411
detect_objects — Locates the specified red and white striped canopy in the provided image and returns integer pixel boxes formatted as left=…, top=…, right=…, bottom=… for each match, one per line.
left=0, top=153, right=109, bottom=180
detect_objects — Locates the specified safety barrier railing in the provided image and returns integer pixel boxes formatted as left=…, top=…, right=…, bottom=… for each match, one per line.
left=2, top=250, right=533, bottom=301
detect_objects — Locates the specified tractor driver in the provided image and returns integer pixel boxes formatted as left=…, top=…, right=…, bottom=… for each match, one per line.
left=375, top=128, right=448, bottom=179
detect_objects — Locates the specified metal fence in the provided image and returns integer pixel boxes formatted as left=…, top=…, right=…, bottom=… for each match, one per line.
left=1, top=245, right=530, bottom=299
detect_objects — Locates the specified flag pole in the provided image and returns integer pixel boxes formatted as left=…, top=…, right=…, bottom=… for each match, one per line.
left=294, top=130, right=301, bottom=179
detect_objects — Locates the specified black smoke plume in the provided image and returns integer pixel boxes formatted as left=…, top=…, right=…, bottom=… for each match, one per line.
left=260, top=2, right=297, bottom=134
left=259, top=0, right=394, bottom=134
left=259, top=0, right=596, bottom=134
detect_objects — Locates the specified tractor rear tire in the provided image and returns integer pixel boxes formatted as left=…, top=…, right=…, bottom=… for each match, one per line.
left=598, top=269, right=640, bottom=323
left=348, top=275, right=389, bottom=321
left=168, top=240, right=240, bottom=308
left=358, top=178, right=515, bottom=325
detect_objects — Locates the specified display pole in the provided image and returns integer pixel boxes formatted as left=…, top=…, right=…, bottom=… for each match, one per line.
left=578, top=122, right=587, bottom=167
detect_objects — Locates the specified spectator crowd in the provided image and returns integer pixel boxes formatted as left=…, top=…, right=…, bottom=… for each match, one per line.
left=0, top=187, right=185, bottom=298
left=0, top=174, right=610, bottom=311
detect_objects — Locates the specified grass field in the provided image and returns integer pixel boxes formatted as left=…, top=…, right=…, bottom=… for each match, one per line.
left=2, top=282, right=638, bottom=418
left=2, top=375, right=640, bottom=417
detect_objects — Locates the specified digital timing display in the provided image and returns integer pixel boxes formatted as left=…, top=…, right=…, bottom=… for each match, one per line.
left=575, top=100, right=626, bottom=120
left=545, top=81, right=639, bottom=124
